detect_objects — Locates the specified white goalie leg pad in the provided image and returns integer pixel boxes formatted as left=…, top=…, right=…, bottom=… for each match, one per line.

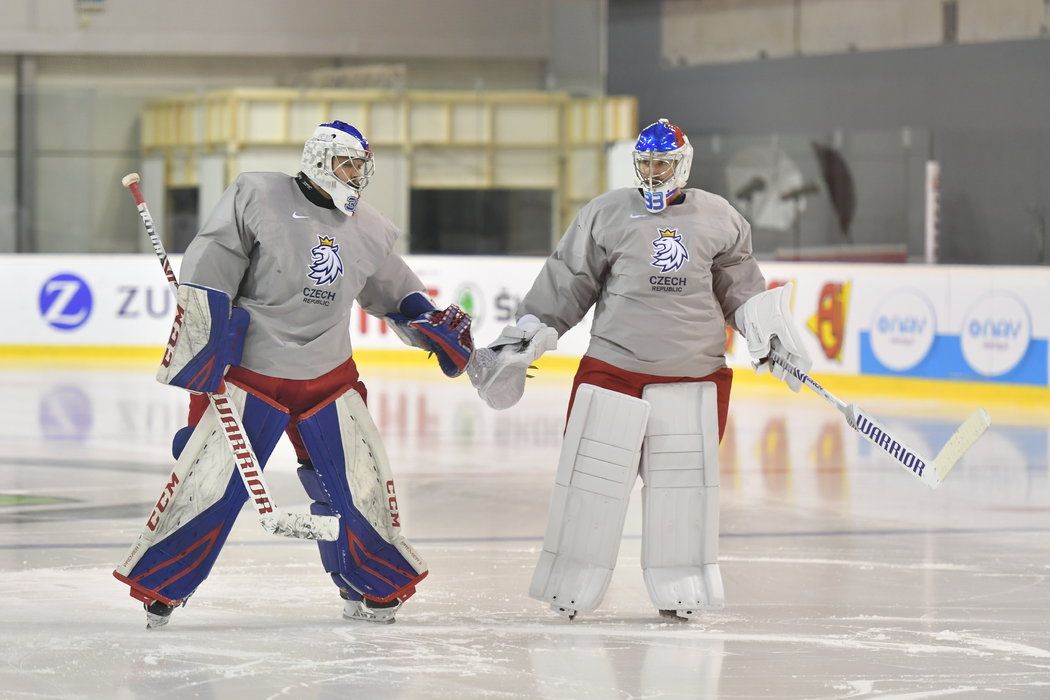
left=529, top=384, right=650, bottom=613
left=297, top=389, right=427, bottom=601
left=640, top=382, right=724, bottom=613
left=114, top=383, right=288, bottom=604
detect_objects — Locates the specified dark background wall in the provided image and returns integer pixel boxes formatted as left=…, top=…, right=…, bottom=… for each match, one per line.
left=608, top=1, right=1050, bottom=264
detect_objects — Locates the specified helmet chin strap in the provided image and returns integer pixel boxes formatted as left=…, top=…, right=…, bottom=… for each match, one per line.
left=326, top=179, right=362, bottom=216
left=640, top=184, right=682, bottom=213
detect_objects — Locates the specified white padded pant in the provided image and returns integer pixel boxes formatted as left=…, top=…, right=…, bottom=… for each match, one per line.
left=640, top=382, right=724, bottom=612
left=528, top=384, right=650, bottom=613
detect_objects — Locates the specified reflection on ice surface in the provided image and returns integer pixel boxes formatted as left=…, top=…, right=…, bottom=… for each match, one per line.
left=0, top=363, right=1048, bottom=698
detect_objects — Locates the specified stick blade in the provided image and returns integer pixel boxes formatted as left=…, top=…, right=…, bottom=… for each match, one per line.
left=261, top=511, right=340, bottom=541
left=930, top=408, right=992, bottom=486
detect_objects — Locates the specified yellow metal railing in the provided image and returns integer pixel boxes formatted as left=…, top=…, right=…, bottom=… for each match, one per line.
left=141, top=88, right=637, bottom=239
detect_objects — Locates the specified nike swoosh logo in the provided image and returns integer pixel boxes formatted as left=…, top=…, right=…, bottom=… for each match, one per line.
left=292, top=212, right=309, bottom=219
left=629, top=214, right=648, bottom=219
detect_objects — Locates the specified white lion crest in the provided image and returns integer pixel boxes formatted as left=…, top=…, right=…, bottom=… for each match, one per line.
left=650, top=228, right=689, bottom=273
left=307, top=236, right=344, bottom=286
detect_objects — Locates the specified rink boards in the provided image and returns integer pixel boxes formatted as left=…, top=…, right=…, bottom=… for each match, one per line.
left=2, top=254, right=1048, bottom=394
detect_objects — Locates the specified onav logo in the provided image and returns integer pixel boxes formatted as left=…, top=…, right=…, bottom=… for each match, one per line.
left=870, top=289, right=937, bottom=371
left=38, top=273, right=93, bottom=331
left=961, top=292, right=1031, bottom=377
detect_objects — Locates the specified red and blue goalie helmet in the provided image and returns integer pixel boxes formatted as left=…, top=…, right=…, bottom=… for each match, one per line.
left=633, top=118, right=693, bottom=213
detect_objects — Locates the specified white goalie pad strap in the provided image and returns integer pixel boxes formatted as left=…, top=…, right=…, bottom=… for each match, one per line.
left=528, top=384, right=650, bottom=612
left=116, top=383, right=252, bottom=578
left=640, top=382, right=724, bottom=611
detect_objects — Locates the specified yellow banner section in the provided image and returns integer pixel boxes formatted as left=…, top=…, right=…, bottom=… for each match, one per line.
left=1, top=344, right=1045, bottom=408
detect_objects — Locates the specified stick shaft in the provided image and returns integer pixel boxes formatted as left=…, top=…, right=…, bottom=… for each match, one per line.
left=771, top=352, right=849, bottom=415
left=768, top=352, right=986, bottom=489
left=126, top=181, right=178, bottom=296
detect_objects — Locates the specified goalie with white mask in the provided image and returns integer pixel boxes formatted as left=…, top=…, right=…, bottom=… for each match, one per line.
left=115, top=120, right=474, bottom=628
left=477, top=118, right=811, bottom=620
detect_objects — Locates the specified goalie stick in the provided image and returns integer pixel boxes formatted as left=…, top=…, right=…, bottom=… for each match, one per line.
left=121, top=172, right=339, bottom=541
left=769, top=351, right=991, bottom=490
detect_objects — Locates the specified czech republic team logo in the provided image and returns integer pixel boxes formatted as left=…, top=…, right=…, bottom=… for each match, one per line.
left=650, top=228, right=689, bottom=273
left=308, top=236, right=344, bottom=286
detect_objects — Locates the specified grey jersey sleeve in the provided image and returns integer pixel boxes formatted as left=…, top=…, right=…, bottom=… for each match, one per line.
left=357, top=249, right=427, bottom=317
left=518, top=207, right=608, bottom=336
left=712, top=210, right=766, bottom=325
left=179, top=177, right=254, bottom=297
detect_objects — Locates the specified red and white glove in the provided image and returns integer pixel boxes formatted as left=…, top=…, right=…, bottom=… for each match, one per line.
left=386, top=291, right=474, bottom=377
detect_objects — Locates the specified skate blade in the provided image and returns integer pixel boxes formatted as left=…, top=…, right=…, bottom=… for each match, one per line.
left=658, top=609, right=696, bottom=621
left=146, top=613, right=171, bottom=629
left=342, top=611, right=397, bottom=624
left=550, top=604, right=577, bottom=621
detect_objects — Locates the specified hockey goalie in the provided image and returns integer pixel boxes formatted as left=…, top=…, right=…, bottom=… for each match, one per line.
left=470, top=118, right=812, bottom=620
left=114, top=121, right=474, bottom=628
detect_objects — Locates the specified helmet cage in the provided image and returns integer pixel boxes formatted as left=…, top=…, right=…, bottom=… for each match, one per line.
left=325, top=145, right=374, bottom=191
left=633, top=151, right=687, bottom=191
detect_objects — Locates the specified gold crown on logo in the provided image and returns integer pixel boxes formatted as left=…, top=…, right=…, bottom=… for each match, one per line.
left=318, top=236, right=335, bottom=246
left=658, top=228, right=678, bottom=237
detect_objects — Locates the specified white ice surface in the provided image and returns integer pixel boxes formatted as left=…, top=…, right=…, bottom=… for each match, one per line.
left=1, top=364, right=1049, bottom=699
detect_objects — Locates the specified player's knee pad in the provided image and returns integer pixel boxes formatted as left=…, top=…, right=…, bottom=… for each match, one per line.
left=640, top=381, right=724, bottom=612
left=529, top=384, right=650, bottom=613
left=113, top=381, right=289, bottom=606
left=296, top=387, right=427, bottom=603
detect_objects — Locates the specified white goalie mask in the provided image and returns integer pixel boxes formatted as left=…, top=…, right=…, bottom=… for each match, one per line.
left=301, top=121, right=375, bottom=216
left=633, top=118, right=693, bottom=213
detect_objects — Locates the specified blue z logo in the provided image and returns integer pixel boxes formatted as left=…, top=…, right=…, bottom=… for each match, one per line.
left=39, top=273, right=93, bottom=330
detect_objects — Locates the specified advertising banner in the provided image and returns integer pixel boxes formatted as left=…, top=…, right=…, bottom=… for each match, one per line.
left=2, top=255, right=1047, bottom=388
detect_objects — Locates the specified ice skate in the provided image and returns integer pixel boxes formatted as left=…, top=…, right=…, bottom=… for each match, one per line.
left=658, top=608, right=698, bottom=621
left=144, top=600, right=178, bottom=629
left=342, top=596, right=402, bottom=624
left=550, top=603, right=577, bottom=621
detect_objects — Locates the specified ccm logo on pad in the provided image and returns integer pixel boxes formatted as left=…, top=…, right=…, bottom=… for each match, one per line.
left=387, top=480, right=400, bottom=528
left=147, top=472, right=181, bottom=531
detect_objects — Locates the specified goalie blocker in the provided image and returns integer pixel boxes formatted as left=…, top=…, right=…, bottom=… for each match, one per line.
left=157, top=283, right=249, bottom=393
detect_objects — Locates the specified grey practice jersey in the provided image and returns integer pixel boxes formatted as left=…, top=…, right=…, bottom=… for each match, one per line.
left=519, top=187, right=766, bottom=377
left=180, top=172, right=424, bottom=380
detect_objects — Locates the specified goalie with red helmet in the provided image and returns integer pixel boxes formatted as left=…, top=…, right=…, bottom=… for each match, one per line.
left=471, top=118, right=811, bottom=621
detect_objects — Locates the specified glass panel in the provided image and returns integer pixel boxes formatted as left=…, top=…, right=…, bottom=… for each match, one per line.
left=690, top=128, right=933, bottom=261
left=410, top=189, right=552, bottom=255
